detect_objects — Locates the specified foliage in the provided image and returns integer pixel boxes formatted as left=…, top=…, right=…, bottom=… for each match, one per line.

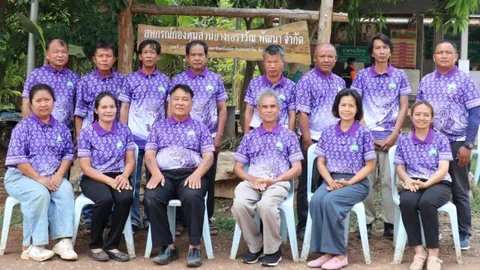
left=221, top=133, right=244, bottom=151
left=431, top=0, right=480, bottom=35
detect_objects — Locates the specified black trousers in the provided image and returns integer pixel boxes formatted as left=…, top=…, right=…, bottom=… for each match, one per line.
left=297, top=136, right=320, bottom=232
left=144, top=168, right=208, bottom=248
left=80, top=172, right=133, bottom=250
left=399, top=181, right=451, bottom=248
left=449, top=141, right=472, bottom=237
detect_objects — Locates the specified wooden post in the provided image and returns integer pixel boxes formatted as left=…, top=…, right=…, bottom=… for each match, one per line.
left=317, top=0, right=334, bottom=44
left=416, top=13, right=424, bottom=78
left=118, top=0, right=134, bottom=74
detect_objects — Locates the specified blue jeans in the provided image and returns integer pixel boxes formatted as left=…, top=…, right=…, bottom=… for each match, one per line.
left=4, top=169, right=75, bottom=247
left=130, top=148, right=150, bottom=227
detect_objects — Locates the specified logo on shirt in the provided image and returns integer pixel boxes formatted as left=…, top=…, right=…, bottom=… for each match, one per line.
left=56, top=135, right=63, bottom=143
left=388, top=82, right=397, bottom=91
left=116, top=140, right=124, bottom=150
left=157, top=86, right=166, bottom=93
left=338, top=86, right=342, bottom=92
left=116, top=88, right=121, bottom=95
left=187, top=130, right=196, bottom=137
left=447, top=83, right=457, bottom=92
left=428, top=147, right=438, bottom=157
left=278, top=94, right=286, bottom=102
left=66, top=81, right=74, bottom=88
left=349, top=143, right=359, bottom=153
left=275, top=141, right=284, bottom=151
left=206, top=85, right=214, bottom=92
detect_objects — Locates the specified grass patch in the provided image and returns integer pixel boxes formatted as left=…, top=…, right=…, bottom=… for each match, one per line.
left=213, top=217, right=236, bottom=235
left=0, top=206, right=22, bottom=231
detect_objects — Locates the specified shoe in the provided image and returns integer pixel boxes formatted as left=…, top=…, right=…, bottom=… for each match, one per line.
left=88, top=249, right=109, bottom=262
left=426, top=256, right=443, bottom=270
left=53, top=239, right=78, bottom=261
left=460, top=234, right=470, bottom=251
left=186, top=248, right=202, bottom=267
left=409, top=254, right=427, bottom=270
left=105, top=249, right=129, bottom=262
left=307, top=255, right=332, bottom=268
left=261, top=249, right=282, bottom=267
left=21, top=246, right=55, bottom=262
left=242, top=248, right=264, bottom=264
left=358, top=223, right=372, bottom=239
left=384, top=222, right=394, bottom=239
left=153, top=246, right=179, bottom=265
left=321, top=256, right=348, bottom=270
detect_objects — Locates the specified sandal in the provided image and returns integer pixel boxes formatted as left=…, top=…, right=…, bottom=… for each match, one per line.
left=175, top=225, right=184, bottom=237
left=209, top=223, right=219, bottom=236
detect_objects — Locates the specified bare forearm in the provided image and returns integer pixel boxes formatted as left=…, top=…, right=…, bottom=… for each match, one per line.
left=393, top=97, right=409, bottom=134
left=16, top=163, right=42, bottom=180
left=288, top=111, right=296, bottom=131
left=348, top=161, right=375, bottom=185
left=74, top=116, right=83, bottom=140
left=119, top=103, right=129, bottom=124
left=56, top=160, right=72, bottom=178
left=274, top=162, right=301, bottom=182
left=396, top=165, right=411, bottom=182
left=318, top=162, right=334, bottom=183
left=193, top=152, right=214, bottom=177
left=244, top=106, right=254, bottom=133
left=122, top=157, right=135, bottom=178
left=216, top=104, right=227, bottom=137
left=22, top=98, right=31, bottom=118
left=233, top=162, right=255, bottom=182
left=144, top=151, right=162, bottom=177
left=298, top=113, right=311, bottom=141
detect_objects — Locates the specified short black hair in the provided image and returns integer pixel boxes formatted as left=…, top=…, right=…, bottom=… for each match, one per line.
left=332, top=89, right=363, bottom=121
left=29, top=83, right=56, bottom=103
left=434, top=40, right=458, bottom=53
left=346, top=57, right=356, bottom=65
left=138, top=39, right=161, bottom=55
left=186, top=40, right=208, bottom=55
left=93, top=92, right=118, bottom=123
left=170, top=84, right=194, bottom=99
left=368, top=33, right=393, bottom=55
left=95, top=41, right=116, bottom=56
left=46, top=39, right=68, bottom=50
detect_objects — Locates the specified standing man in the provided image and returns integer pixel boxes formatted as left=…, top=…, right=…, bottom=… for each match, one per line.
left=295, top=43, right=346, bottom=238
left=351, top=33, right=411, bottom=238
left=416, top=41, right=480, bottom=250
left=341, top=57, right=357, bottom=88
left=22, top=39, right=79, bottom=130
left=119, top=39, right=171, bottom=231
left=244, top=45, right=296, bottom=132
left=170, top=40, right=228, bottom=236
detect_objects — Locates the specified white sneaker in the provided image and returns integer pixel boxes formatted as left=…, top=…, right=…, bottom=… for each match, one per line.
left=21, top=245, right=55, bottom=262
left=53, top=239, right=78, bottom=261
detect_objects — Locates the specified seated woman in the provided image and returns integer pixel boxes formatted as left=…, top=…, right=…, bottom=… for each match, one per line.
left=78, top=92, right=134, bottom=262
left=395, top=101, right=452, bottom=270
left=4, top=83, right=77, bottom=262
left=307, top=89, right=376, bottom=269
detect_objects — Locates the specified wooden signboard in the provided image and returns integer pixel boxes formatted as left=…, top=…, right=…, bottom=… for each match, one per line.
left=137, top=21, right=311, bottom=65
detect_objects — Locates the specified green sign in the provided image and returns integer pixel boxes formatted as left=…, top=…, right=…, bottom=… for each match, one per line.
left=337, top=46, right=370, bottom=63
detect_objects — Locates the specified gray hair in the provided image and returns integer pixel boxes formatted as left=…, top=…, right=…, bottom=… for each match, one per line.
left=262, top=45, right=285, bottom=59
left=314, top=43, right=337, bottom=56
left=256, top=88, right=281, bottom=109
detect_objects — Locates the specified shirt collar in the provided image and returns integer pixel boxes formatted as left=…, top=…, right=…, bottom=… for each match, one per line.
left=335, top=120, right=360, bottom=136
left=167, top=116, right=193, bottom=125
left=369, top=64, right=393, bottom=77
left=44, top=63, right=67, bottom=74
left=411, top=128, right=434, bottom=144
left=94, top=68, right=114, bottom=80
left=186, top=67, right=208, bottom=79
left=30, top=113, right=56, bottom=127
left=313, top=66, right=333, bottom=79
left=261, top=75, right=286, bottom=87
left=93, top=121, right=118, bottom=136
left=434, top=66, right=458, bottom=78
left=137, top=67, right=159, bottom=78
left=258, top=124, right=281, bottom=135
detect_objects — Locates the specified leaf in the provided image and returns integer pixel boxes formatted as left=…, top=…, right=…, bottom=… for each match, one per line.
left=178, top=16, right=195, bottom=27
left=15, top=12, right=46, bottom=56
left=68, top=44, right=86, bottom=58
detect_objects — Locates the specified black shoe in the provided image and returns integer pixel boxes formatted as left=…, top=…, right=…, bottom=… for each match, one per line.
left=88, top=249, right=109, bottom=262
left=383, top=222, right=394, bottom=239
left=242, top=248, right=264, bottom=264
left=358, top=223, right=372, bottom=239
left=261, top=249, right=282, bottom=267
left=105, top=249, right=129, bottom=262
left=186, top=248, right=202, bottom=267
left=153, top=246, right=179, bottom=265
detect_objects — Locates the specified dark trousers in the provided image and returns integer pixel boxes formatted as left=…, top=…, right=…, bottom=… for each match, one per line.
left=144, top=168, right=208, bottom=248
left=80, top=173, right=133, bottom=250
left=449, top=141, right=472, bottom=237
left=297, top=136, right=320, bottom=232
left=399, top=181, right=451, bottom=248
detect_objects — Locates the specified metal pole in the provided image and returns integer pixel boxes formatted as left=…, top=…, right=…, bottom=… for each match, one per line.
left=458, top=17, right=470, bottom=73
left=27, top=0, right=39, bottom=74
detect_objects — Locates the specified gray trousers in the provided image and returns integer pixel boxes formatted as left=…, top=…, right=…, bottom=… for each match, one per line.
left=231, top=180, right=290, bottom=254
left=364, top=150, right=395, bottom=224
left=449, top=141, right=471, bottom=237
left=310, top=174, right=370, bottom=255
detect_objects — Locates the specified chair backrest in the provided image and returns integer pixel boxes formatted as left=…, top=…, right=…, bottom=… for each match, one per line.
left=388, top=145, right=400, bottom=205
left=307, top=144, right=318, bottom=197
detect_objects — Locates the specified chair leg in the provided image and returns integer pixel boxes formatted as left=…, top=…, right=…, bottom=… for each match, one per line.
left=300, top=212, right=312, bottom=262
left=0, top=199, right=18, bottom=255
left=283, top=208, right=299, bottom=262
left=123, top=214, right=136, bottom=259
left=145, top=226, right=152, bottom=258
left=202, top=208, right=214, bottom=259
left=72, top=200, right=87, bottom=245
left=344, top=212, right=351, bottom=246
left=230, top=223, right=242, bottom=260
left=393, top=215, right=408, bottom=264
left=446, top=208, right=463, bottom=264
left=279, top=210, right=288, bottom=244
left=353, top=205, right=371, bottom=265
left=393, top=206, right=401, bottom=245
left=167, top=206, right=176, bottom=242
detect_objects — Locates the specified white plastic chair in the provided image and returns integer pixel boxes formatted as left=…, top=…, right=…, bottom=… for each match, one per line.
left=470, top=149, right=480, bottom=185
left=72, top=143, right=139, bottom=259
left=144, top=194, right=214, bottom=259
left=300, top=144, right=371, bottom=264
left=229, top=178, right=299, bottom=262
left=388, top=146, right=462, bottom=264
left=0, top=196, right=21, bottom=255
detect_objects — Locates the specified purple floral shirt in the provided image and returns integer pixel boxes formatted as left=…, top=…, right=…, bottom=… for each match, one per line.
left=145, top=116, right=215, bottom=170
left=234, top=124, right=303, bottom=179
left=351, top=65, right=411, bottom=140
left=75, top=69, right=125, bottom=128
left=394, top=129, right=453, bottom=182
left=5, top=114, right=74, bottom=176
left=314, top=121, right=376, bottom=174
left=78, top=121, right=135, bottom=173
left=416, top=67, right=480, bottom=142
left=23, top=64, right=79, bottom=129
left=119, top=68, right=171, bottom=149
left=295, top=67, right=346, bottom=140
left=171, top=68, right=228, bottom=136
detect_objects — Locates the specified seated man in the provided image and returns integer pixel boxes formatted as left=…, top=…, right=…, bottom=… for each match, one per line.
left=231, top=89, right=303, bottom=267
left=143, top=84, right=214, bottom=267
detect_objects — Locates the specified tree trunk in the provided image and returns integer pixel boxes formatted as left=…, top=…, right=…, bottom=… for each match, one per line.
left=239, top=60, right=255, bottom=132
left=117, top=0, right=134, bottom=74
left=317, top=0, right=334, bottom=44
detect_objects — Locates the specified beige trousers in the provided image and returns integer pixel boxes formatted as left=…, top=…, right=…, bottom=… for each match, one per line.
left=231, top=180, right=290, bottom=254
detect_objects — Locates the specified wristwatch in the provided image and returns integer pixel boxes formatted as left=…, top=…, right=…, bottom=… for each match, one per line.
left=463, top=141, right=475, bottom=150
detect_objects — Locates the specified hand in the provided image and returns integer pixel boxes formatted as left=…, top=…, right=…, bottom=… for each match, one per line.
left=115, top=174, right=132, bottom=191
left=402, top=179, right=421, bottom=192
left=326, top=179, right=343, bottom=191
left=51, top=173, right=64, bottom=190
left=259, top=178, right=276, bottom=188
left=214, top=135, right=223, bottom=153
left=302, top=138, right=313, bottom=152
left=336, top=179, right=350, bottom=187
left=457, top=146, right=471, bottom=167
left=37, top=176, right=56, bottom=192
left=380, top=134, right=398, bottom=152
left=249, top=177, right=267, bottom=191
left=184, top=173, right=202, bottom=189
left=146, top=173, right=165, bottom=189
left=412, top=180, right=428, bottom=190
left=374, top=139, right=384, bottom=151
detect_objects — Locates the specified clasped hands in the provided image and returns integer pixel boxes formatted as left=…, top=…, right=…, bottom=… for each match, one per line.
left=326, top=178, right=350, bottom=191
left=249, top=177, right=277, bottom=191
left=402, top=178, right=428, bottom=192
